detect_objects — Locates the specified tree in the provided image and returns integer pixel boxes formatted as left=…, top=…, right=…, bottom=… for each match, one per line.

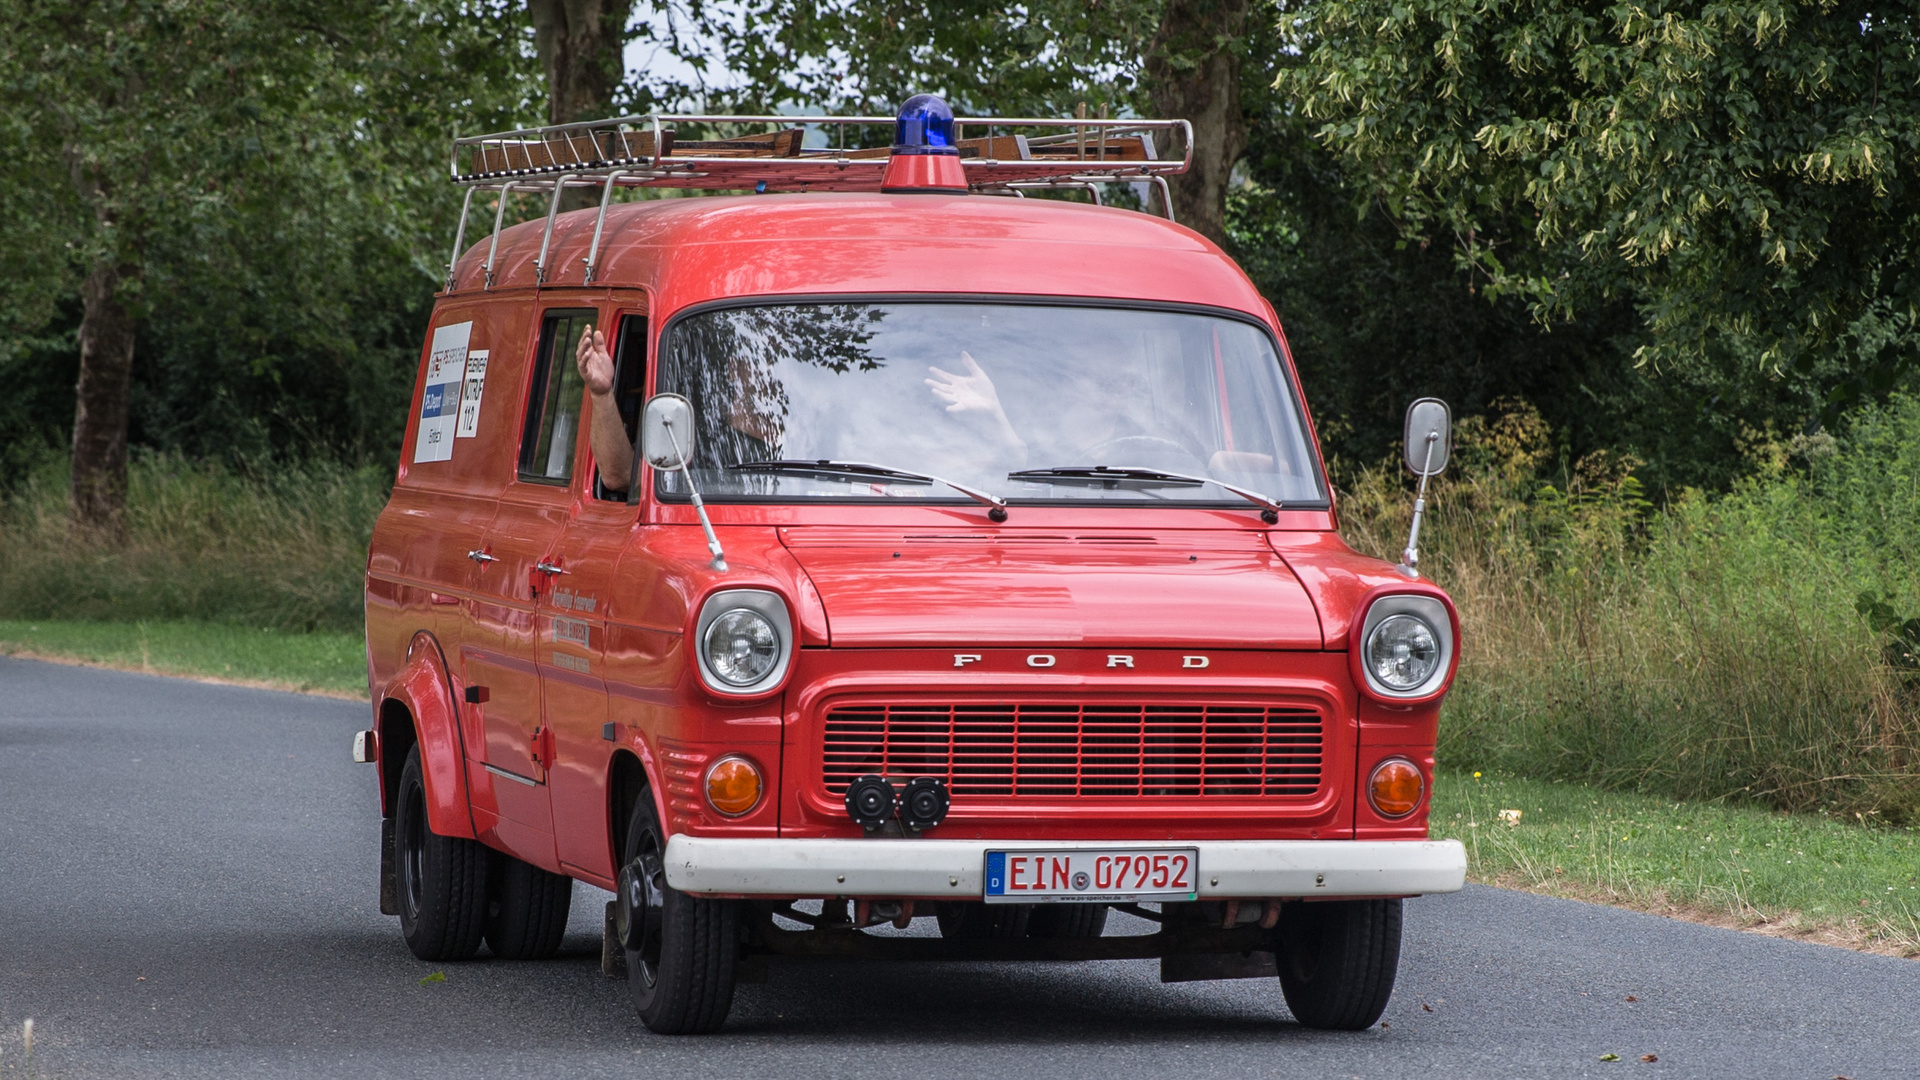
left=668, top=0, right=1256, bottom=244
left=528, top=0, right=635, bottom=124
left=1145, top=0, right=1250, bottom=243
left=0, top=1, right=540, bottom=522
left=1282, top=1, right=1920, bottom=425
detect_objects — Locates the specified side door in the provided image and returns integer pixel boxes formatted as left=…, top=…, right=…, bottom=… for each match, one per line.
left=542, top=307, right=648, bottom=878
left=369, top=305, right=510, bottom=698
left=463, top=307, right=597, bottom=866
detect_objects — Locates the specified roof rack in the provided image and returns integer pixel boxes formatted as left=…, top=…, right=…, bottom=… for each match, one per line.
left=443, top=107, right=1192, bottom=290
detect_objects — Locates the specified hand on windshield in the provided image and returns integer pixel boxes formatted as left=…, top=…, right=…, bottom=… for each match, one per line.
left=927, top=351, right=1027, bottom=457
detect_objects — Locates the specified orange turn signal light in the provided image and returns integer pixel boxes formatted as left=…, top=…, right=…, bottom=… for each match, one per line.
left=705, top=755, right=763, bottom=817
left=1368, top=758, right=1424, bottom=819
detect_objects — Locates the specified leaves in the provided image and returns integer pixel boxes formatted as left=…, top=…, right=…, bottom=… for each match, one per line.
left=0, top=0, right=543, bottom=466
left=419, top=971, right=445, bottom=985
left=1282, top=1, right=1920, bottom=414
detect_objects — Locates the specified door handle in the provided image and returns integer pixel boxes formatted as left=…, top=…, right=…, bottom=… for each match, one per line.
left=533, top=561, right=570, bottom=576
left=467, top=549, right=498, bottom=564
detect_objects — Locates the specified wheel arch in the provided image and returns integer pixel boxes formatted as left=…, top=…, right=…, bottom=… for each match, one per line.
left=607, top=747, right=670, bottom=867
left=378, top=631, right=476, bottom=839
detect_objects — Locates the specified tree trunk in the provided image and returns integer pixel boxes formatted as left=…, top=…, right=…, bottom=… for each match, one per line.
left=1145, top=0, right=1250, bottom=247
left=71, top=259, right=138, bottom=540
left=528, top=0, right=634, bottom=212
left=529, top=0, right=634, bottom=125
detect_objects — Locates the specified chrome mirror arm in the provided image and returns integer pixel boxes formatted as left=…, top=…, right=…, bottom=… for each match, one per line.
left=661, top=417, right=727, bottom=572
left=1398, top=432, right=1438, bottom=578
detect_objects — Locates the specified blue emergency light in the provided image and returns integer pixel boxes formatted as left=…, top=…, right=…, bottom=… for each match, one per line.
left=891, top=94, right=959, bottom=156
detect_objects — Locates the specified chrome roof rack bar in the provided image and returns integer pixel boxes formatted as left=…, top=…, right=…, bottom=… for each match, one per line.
left=442, top=111, right=1195, bottom=289
left=483, top=182, right=518, bottom=290
left=534, top=173, right=579, bottom=284
left=583, top=171, right=629, bottom=285
left=445, top=187, right=479, bottom=290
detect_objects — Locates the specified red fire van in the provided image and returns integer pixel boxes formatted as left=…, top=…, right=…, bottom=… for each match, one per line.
left=358, top=96, right=1465, bottom=1035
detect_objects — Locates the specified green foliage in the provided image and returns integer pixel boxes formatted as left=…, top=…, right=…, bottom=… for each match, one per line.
left=1341, top=394, right=1920, bottom=821
left=660, top=0, right=1160, bottom=116
left=1284, top=0, right=1920, bottom=424
left=0, top=454, right=391, bottom=634
left=1435, top=770, right=1920, bottom=955
left=0, top=0, right=543, bottom=467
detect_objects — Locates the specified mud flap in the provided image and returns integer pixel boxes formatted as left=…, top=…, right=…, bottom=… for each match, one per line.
left=602, top=901, right=626, bottom=978
left=379, top=817, right=399, bottom=917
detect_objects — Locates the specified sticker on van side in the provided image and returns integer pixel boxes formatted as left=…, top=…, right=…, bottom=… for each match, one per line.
left=415, top=322, right=472, bottom=463
left=455, top=350, right=489, bottom=438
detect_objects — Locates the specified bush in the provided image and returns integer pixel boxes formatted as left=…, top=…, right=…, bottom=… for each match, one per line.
left=1341, top=397, right=1920, bottom=822
left=0, top=454, right=389, bottom=635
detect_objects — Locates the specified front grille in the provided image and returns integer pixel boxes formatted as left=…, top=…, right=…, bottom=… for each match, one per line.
left=822, top=702, right=1324, bottom=798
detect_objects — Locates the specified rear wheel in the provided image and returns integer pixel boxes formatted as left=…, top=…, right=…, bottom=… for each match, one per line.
left=617, top=794, right=740, bottom=1034
left=1028, top=903, right=1108, bottom=938
left=1275, top=899, right=1402, bottom=1030
left=936, top=902, right=1031, bottom=939
left=394, top=746, right=490, bottom=961
left=485, top=854, right=573, bottom=959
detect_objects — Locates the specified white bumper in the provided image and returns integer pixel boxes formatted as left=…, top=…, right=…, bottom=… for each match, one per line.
left=663, top=836, right=1466, bottom=899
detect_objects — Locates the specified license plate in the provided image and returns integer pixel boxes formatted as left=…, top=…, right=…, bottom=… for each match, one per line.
left=983, top=848, right=1199, bottom=904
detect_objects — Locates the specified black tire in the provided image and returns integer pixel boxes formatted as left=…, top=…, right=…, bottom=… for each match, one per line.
left=485, top=854, right=573, bottom=960
left=1028, top=903, right=1108, bottom=938
left=935, top=901, right=1031, bottom=939
left=619, top=794, right=739, bottom=1034
left=1275, top=899, right=1402, bottom=1031
left=395, top=745, right=490, bottom=961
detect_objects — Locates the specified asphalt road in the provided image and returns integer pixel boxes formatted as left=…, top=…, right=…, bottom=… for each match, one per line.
left=2, top=656, right=1916, bottom=1079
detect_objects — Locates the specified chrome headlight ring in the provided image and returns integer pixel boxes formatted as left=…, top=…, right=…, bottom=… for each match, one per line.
left=1358, top=594, right=1453, bottom=699
left=693, top=589, right=793, bottom=697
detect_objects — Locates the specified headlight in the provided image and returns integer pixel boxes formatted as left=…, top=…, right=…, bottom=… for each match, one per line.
left=693, top=589, right=793, bottom=695
left=1366, top=614, right=1439, bottom=690
left=704, top=609, right=780, bottom=685
left=1357, top=594, right=1453, bottom=698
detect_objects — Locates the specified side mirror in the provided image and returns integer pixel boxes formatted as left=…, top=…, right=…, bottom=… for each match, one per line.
left=640, top=393, right=728, bottom=572
left=642, top=393, right=696, bottom=471
left=1403, top=397, right=1451, bottom=477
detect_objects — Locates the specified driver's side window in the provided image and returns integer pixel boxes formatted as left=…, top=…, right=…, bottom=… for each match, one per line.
left=593, top=313, right=648, bottom=501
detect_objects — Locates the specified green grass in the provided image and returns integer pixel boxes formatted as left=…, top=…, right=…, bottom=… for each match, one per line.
left=0, top=453, right=389, bottom=634
left=1432, top=769, right=1920, bottom=955
left=0, top=619, right=366, bottom=698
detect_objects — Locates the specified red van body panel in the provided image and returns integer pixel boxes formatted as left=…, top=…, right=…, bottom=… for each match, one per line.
left=365, top=192, right=1458, bottom=890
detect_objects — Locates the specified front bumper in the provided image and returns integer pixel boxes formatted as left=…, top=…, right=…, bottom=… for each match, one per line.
left=663, top=836, right=1466, bottom=899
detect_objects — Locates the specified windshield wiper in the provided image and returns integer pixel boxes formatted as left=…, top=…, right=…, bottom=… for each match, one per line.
left=732, top=460, right=1008, bottom=520
left=1008, top=465, right=1284, bottom=521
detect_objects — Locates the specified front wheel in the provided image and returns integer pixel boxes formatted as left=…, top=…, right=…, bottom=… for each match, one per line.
left=1275, top=898, right=1402, bottom=1030
left=394, top=746, right=490, bottom=961
left=617, top=795, right=740, bottom=1034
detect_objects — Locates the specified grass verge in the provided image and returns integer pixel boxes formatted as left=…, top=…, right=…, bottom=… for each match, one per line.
left=1431, top=769, right=1920, bottom=957
left=0, top=619, right=366, bottom=699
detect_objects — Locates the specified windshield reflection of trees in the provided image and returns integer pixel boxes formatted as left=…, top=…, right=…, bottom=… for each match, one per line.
left=656, top=302, right=1324, bottom=504
left=666, top=304, right=885, bottom=495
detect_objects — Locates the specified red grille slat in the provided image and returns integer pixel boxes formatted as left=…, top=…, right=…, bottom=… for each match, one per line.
left=822, top=701, right=1324, bottom=799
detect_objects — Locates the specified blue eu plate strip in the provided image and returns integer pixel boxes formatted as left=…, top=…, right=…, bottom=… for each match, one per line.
left=984, top=851, right=1006, bottom=896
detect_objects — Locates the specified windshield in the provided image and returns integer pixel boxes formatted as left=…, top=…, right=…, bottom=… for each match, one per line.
left=654, top=302, right=1325, bottom=506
